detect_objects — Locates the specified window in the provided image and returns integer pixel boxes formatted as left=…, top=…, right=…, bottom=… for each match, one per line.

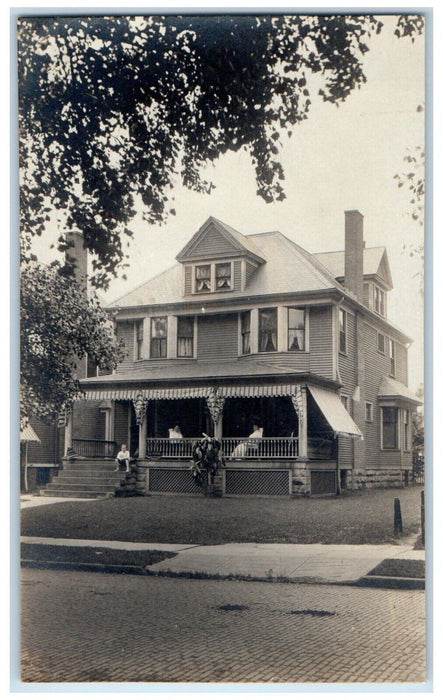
left=288, top=308, right=305, bottom=351
left=136, top=320, right=144, bottom=360
left=365, top=402, right=373, bottom=422
left=377, top=332, right=385, bottom=354
left=241, top=311, right=251, bottom=354
left=259, top=308, right=277, bottom=352
left=381, top=407, right=399, bottom=449
left=150, top=316, right=167, bottom=358
left=195, top=264, right=211, bottom=292
left=215, top=263, right=232, bottom=290
left=339, top=309, right=347, bottom=354
left=86, top=354, right=99, bottom=378
left=374, top=286, right=386, bottom=316
left=389, top=339, right=396, bottom=376
left=404, top=409, right=410, bottom=450
left=341, top=395, right=349, bottom=411
left=177, top=316, right=194, bottom=357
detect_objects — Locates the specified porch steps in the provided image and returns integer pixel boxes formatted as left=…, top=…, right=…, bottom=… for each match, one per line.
left=40, top=459, right=127, bottom=499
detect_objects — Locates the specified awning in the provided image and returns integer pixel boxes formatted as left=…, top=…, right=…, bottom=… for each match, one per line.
left=308, top=385, right=363, bottom=439
left=82, top=386, right=212, bottom=401
left=20, top=424, right=41, bottom=443
left=218, top=384, right=301, bottom=398
left=378, top=376, right=422, bottom=404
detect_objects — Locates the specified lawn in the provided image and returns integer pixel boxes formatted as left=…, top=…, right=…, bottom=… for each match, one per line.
left=21, top=485, right=424, bottom=545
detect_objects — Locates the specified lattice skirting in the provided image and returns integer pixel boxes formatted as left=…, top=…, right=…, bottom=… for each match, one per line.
left=225, top=469, right=290, bottom=496
left=149, top=468, right=207, bottom=494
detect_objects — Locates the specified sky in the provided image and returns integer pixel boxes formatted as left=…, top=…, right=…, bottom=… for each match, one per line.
left=30, top=13, right=425, bottom=393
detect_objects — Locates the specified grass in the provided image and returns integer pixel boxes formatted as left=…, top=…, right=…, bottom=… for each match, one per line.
left=20, top=543, right=175, bottom=567
left=21, top=484, right=424, bottom=545
left=367, top=558, right=425, bottom=579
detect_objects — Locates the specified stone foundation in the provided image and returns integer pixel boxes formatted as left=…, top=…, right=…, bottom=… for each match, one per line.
left=291, top=463, right=311, bottom=497
left=352, top=468, right=405, bottom=490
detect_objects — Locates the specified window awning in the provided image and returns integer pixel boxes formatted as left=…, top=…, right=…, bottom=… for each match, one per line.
left=218, top=384, right=301, bottom=398
left=20, top=424, right=41, bottom=443
left=308, top=385, right=363, bottom=439
left=82, top=386, right=211, bottom=401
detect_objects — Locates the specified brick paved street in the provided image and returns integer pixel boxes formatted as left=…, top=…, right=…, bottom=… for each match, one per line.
left=21, top=569, right=426, bottom=684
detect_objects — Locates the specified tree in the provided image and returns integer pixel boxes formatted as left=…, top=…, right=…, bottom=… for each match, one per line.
left=18, top=13, right=424, bottom=289
left=20, top=262, right=125, bottom=425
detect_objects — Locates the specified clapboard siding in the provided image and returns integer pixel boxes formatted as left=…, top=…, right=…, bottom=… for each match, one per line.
left=190, top=227, right=238, bottom=257
left=309, top=306, right=334, bottom=379
left=363, top=323, right=387, bottom=468
left=233, top=260, right=242, bottom=291
left=337, top=312, right=356, bottom=468
left=184, top=266, right=192, bottom=295
left=27, top=417, right=62, bottom=465
left=114, top=401, right=129, bottom=447
left=116, top=321, right=135, bottom=371
left=245, top=261, right=257, bottom=286
left=239, top=351, right=310, bottom=372
left=395, top=343, right=408, bottom=385
left=73, top=401, right=102, bottom=440
left=197, top=313, right=239, bottom=361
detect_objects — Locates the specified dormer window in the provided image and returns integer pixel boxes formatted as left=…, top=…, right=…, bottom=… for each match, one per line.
left=195, top=265, right=211, bottom=292
left=374, top=286, right=386, bottom=316
left=215, top=263, right=232, bottom=290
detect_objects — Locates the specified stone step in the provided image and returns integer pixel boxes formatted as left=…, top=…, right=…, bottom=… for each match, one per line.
left=50, top=476, right=124, bottom=487
left=56, top=470, right=125, bottom=478
left=40, top=487, right=112, bottom=499
left=44, top=481, right=121, bottom=492
left=62, top=460, right=116, bottom=470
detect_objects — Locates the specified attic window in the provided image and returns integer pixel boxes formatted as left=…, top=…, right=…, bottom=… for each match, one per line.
left=215, top=263, right=232, bottom=289
left=374, top=286, right=386, bottom=316
left=195, top=265, right=211, bottom=292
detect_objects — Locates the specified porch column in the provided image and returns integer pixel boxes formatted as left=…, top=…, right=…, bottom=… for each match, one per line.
left=292, top=386, right=308, bottom=459
left=133, top=394, right=149, bottom=459
left=63, top=406, right=73, bottom=455
left=206, top=389, right=225, bottom=440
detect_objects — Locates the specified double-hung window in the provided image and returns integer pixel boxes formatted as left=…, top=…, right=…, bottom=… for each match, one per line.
left=365, top=402, right=373, bottom=422
left=241, top=311, right=251, bottom=354
left=389, top=339, right=396, bottom=376
left=259, top=308, right=277, bottom=352
left=177, top=316, right=194, bottom=358
left=374, top=286, right=386, bottom=316
left=195, top=265, right=211, bottom=292
left=288, top=308, right=305, bottom=351
left=150, top=317, right=167, bottom=358
left=339, top=309, right=347, bottom=354
left=381, top=407, right=399, bottom=449
left=377, top=332, right=385, bottom=354
left=136, top=320, right=144, bottom=360
left=404, top=409, right=410, bottom=451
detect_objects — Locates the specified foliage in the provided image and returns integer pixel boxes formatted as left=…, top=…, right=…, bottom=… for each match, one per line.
left=18, top=13, right=423, bottom=289
left=190, top=435, right=225, bottom=486
left=20, top=262, right=125, bottom=425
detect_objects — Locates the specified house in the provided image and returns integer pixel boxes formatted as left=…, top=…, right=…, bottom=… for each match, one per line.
left=48, top=211, right=421, bottom=498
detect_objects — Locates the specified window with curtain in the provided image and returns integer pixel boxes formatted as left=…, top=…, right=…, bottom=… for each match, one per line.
left=241, top=311, right=251, bottom=354
left=259, top=308, right=277, bottom=352
left=381, top=406, right=399, bottom=449
left=177, top=316, right=194, bottom=357
left=404, top=409, right=410, bottom=450
left=374, top=286, right=386, bottom=316
left=339, top=309, right=347, bottom=353
left=150, top=316, right=167, bottom=358
left=288, top=308, right=305, bottom=350
left=195, top=264, right=211, bottom=292
left=136, top=320, right=144, bottom=360
left=215, top=262, right=232, bottom=290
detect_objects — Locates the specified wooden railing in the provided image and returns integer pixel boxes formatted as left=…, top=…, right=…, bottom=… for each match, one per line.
left=145, top=437, right=300, bottom=460
left=72, top=439, right=116, bottom=458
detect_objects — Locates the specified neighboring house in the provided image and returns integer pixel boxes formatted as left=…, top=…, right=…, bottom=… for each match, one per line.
left=63, top=211, right=420, bottom=497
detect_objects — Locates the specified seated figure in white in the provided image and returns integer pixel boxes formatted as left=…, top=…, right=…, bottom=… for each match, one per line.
left=231, top=424, right=263, bottom=458
left=169, top=425, right=183, bottom=442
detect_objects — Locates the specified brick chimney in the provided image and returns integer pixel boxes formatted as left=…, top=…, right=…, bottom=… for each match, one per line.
left=65, top=230, right=88, bottom=288
left=344, top=210, right=364, bottom=303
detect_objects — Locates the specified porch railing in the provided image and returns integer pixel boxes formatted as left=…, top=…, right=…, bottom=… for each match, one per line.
left=72, top=438, right=116, bottom=458
left=145, top=437, right=299, bottom=460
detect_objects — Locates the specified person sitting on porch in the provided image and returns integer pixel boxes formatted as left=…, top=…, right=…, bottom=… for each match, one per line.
left=231, top=424, right=263, bottom=458
left=169, top=425, right=183, bottom=441
left=114, top=444, right=131, bottom=472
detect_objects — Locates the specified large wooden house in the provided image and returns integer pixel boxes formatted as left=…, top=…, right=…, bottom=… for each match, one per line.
left=49, top=211, right=420, bottom=498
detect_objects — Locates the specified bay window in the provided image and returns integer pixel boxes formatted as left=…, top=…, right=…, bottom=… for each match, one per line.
left=241, top=311, right=251, bottom=354
left=177, top=316, right=194, bottom=357
left=150, top=316, right=167, bottom=358
left=136, top=319, right=144, bottom=360
left=259, top=308, right=277, bottom=352
left=381, top=406, right=399, bottom=449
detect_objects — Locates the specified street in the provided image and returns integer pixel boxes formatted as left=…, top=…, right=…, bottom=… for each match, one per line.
left=21, top=568, right=426, bottom=684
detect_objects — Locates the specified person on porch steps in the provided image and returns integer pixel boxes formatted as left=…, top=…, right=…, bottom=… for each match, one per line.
left=231, top=424, right=263, bottom=458
left=114, top=444, right=131, bottom=472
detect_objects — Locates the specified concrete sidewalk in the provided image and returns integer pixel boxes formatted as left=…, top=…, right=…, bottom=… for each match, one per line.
left=20, top=535, right=425, bottom=586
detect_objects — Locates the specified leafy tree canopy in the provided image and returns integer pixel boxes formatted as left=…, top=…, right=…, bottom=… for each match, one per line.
left=20, top=262, right=125, bottom=424
left=18, top=13, right=423, bottom=289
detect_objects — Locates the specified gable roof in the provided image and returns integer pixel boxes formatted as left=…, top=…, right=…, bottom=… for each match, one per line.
left=313, top=247, right=393, bottom=289
left=176, top=216, right=266, bottom=263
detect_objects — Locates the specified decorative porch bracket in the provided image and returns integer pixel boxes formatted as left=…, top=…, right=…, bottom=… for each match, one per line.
left=291, top=385, right=308, bottom=459
left=205, top=388, right=225, bottom=440
left=133, top=393, right=149, bottom=459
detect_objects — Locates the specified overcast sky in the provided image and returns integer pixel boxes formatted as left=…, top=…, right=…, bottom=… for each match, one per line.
left=31, top=13, right=425, bottom=393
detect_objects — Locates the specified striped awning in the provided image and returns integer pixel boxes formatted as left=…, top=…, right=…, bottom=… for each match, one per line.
left=20, top=424, right=41, bottom=443
left=218, top=384, right=301, bottom=398
left=82, top=386, right=212, bottom=401
left=308, top=385, right=363, bottom=439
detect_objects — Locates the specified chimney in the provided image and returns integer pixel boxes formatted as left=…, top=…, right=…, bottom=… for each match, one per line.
left=65, top=230, right=88, bottom=288
left=344, top=210, right=364, bottom=303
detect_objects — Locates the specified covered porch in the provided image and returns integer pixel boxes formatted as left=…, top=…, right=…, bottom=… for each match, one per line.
left=70, top=378, right=362, bottom=496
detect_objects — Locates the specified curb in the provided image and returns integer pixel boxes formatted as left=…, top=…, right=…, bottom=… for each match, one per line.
left=354, top=575, right=425, bottom=590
